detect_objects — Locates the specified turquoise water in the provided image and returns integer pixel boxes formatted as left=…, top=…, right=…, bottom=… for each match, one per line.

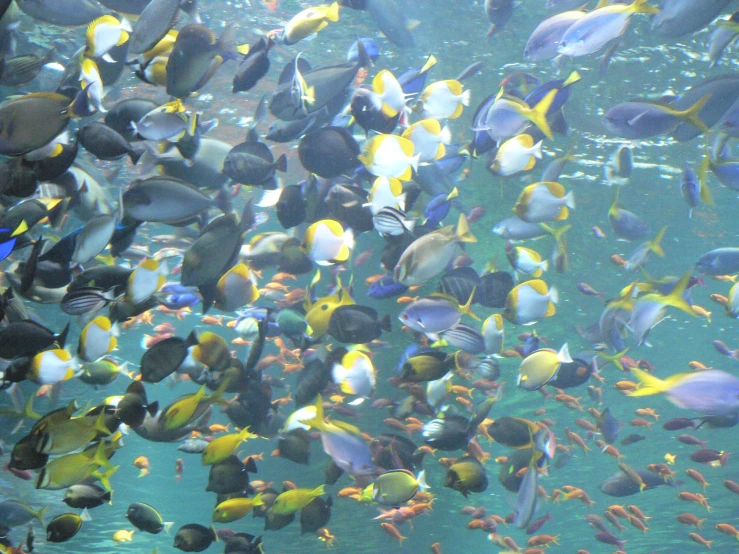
left=1, top=0, right=739, bottom=553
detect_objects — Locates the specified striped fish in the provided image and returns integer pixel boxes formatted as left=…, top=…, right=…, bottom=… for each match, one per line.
left=438, top=323, right=485, bottom=354
left=60, top=287, right=118, bottom=316
left=373, top=207, right=415, bottom=236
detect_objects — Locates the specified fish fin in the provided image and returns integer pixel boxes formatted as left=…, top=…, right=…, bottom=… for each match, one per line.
left=674, top=93, right=711, bottom=133
left=299, top=394, right=326, bottom=431
left=455, top=213, right=477, bottom=243
left=630, top=0, right=660, bottom=14
left=648, top=226, right=667, bottom=257
left=627, top=367, right=671, bottom=396
left=459, top=286, right=480, bottom=321
left=526, top=89, right=556, bottom=140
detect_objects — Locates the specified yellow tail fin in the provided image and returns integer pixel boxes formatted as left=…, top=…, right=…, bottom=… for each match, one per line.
left=455, top=213, right=477, bottom=243
left=674, top=94, right=711, bottom=133
left=526, top=89, right=557, bottom=140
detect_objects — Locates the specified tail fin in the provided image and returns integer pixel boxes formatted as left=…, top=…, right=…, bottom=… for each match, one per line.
left=674, top=93, right=711, bottom=133
left=596, top=348, right=629, bottom=371
left=526, top=89, right=557, bottom=140
left=298, top=394, right=326, bottom=431
left=648, top=226, right=667, bottom=257
left=660, top=271, right=699, bottom=316
left=627, top=368, right=667, bottom=396
left=459, top=286, right=480, bottom=321
left=630, top=0, right=660, bottom=14
left=455, top=213, right=477, bottom=243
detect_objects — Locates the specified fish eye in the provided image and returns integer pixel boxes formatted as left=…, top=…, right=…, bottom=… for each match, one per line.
left=321, top=304, right=328, bottom=311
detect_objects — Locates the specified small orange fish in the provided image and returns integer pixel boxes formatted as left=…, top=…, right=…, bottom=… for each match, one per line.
left=175, top=458, right=184, bottom=481
left=691, top=305, right=712, bottom=322
left=381, top=523, right=407, bottom=545
left=365, top=274, right=385, bottom=286
left=133, top=456, right=150, bottom=478
left=710, top=293, right=728, bottom=306
left=712, top=274, right=738, bottom=282
left=209, top=423, right=230, bottom=433
left=610, top=254, right=627, bottom=267
left=397, top=296, right=418, bottom=304
left=201, top=315, right=223, bottom=325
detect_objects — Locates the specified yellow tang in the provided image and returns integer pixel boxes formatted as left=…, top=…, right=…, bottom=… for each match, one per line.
left=282, top=2, right=340, bottom=45
left=201, top=427, right=258, bottom=466
left=163, top=379, right=230, bottom=431
left=270, top=485, right=326, bottom=515
left=212, top=494, right=264, bottom=523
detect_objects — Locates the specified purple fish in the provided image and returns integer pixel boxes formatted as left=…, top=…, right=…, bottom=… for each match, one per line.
left=595, top=531, right=625, bottom=550
left=713, top=339, right=739, bottom=360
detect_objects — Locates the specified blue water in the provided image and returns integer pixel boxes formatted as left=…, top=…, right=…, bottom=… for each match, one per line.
left=1, top=0, right=739, bottom=553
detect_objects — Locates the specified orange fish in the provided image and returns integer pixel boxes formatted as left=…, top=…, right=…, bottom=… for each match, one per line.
left=133, top=456, right=150, bottom=477
left=175, top=458, right=183, bottom=481
left=380, top=523, right=407, bottom=545
left=201, top=315, right=223, bottom=325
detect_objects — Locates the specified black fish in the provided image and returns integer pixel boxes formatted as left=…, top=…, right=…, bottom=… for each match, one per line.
left=276, top=428, right=311, bottom=465
left=298, top=126, right=360, bottom=178
left=266, top=108, right=327, bottom=143
left=222, top=140, right=287, bottom=188
left=0, top=320, right=69, bottom=359
left=104, top=98, right=159, bottom=142
left=295, top=350, right=332, bottom=408
left=278, top=238, right=314, bottom=275
left=233, top=38, right=272, bottom=93
left=276, top=185, right=307, bottom=229
left=223, top=533, right=264, bottom=554
left=46, top=513, right=82, bottom=543
left=350, top=87, right=399, bottom=135
left=487, top=416, right=535, bottom=448
left=327, top=305, right=391, bottom=344
left=78, top=122, right=143, bottom=164
left=445, top=455, right=488, bottom=497
left=476, top=271, right=514, bottom=308
left=173, top=523, right=217, bottom=552
left=206, top=455, right=257, bottom=494
left=269, top=44, right=370, bottom=121
left=139, top=335, right=194, bottom=383
left=300, top=496, right=332, bottom=535
left=117, top=381, right=158, bottom=428
left=126, top=502, right=170, bottom=534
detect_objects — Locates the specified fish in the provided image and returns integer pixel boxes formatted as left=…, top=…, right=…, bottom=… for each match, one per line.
left=517, top=344, right=572, bottom=391
left=280, top=2, right=340, bottom=45
left=394, top=213, right=477, bottom=285
left=166, top=24, right=237, bottom=98
left=628, top=368, right=739, bottom=415
left=558, top=0, right=658, bottom=57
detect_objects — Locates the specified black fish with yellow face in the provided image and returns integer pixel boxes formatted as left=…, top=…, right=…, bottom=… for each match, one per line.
left=445, top=455, right=488, bottom=497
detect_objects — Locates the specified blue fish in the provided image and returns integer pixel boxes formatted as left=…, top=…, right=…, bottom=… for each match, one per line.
left=347, top=38, right=380, bottom=63
left=397, top=55, right=437, bottom=97
left=424, top=187, right=459, bottom=227
left=524, top=71, right=581, bottom=116
left=367, top=274, right=408, bottom=300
